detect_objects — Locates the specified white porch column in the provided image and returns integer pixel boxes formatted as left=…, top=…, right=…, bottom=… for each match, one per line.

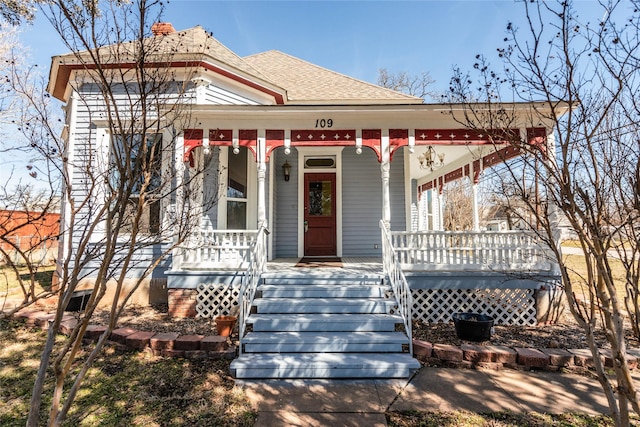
left=438, top=184, right=445, bottom=231
left=171, top=131, right=186, bottom=270
left=381, top=130, right=391, bottom=229
left=471, top=161, right=480, bottom=232
left=257, top=130, right=267, bottom=226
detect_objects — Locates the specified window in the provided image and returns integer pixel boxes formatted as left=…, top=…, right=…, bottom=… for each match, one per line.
left=227, top=147, right=248, bottom=229
left=110, top=133, right=163, bottom=235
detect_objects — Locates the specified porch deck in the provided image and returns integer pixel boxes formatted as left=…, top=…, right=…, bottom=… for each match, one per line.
left=265, top=257, right=383, bottom=276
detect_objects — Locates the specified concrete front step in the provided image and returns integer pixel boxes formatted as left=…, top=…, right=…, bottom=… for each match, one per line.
left=259, top=284, right=390, bottom=298
left=242, top=331, right=409, bottom=353
left=248, top=313, right=402, bottom=332
left=230, top=352, right=420, bottom=379
left=253, top=298, right=397, bottom=314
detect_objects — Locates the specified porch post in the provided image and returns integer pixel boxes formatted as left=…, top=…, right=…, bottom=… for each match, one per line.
left=172, top=131, right=186, bottom=270
left=471, top=161, right=480, bottom=231
left=257, top=130, right=267, bottom=226
left=381, top=130, right=391, bottom=229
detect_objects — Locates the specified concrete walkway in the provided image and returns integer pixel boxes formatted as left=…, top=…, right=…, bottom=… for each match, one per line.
left=239, top=367, right=620, bottom=426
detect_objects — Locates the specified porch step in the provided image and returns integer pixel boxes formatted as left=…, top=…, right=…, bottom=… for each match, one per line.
left=230, top=353, right=420, bottom=379
left=231, top=272, right=416, bottom=380
left=241, top=331, right=408, bottom=353
left=261, top=274, right=383, bottom=286
left=253, top=298, right=396, bottom=314
left=259, top=284, right=389, bottom=298
left=248, top=313, right=402, bottom=332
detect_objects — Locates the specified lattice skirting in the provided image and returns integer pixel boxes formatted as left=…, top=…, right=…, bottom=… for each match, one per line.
left=196, top=283, right=240, bottom=318
left=412, top=288, right=537, bottom=326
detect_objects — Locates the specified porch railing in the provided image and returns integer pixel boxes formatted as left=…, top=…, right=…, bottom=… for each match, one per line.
left=238, top=221, right=268, bottom=355
left=173, top=227, right=259, bottom=270
left=380, top=220, right=413, bottom=355
left=390, top=230, right=553, bottom=271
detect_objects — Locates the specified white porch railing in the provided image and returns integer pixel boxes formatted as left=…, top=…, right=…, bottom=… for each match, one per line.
left=380, top=220, right=413, bottom=355
left=238, top=221, right=268, bottom=355
left=390, top=230, right=554, bottom=271
left=173, top=227, right=258, bottom=270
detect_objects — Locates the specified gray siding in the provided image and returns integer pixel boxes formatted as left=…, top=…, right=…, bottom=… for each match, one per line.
left=65, top=82, right=190, bottom=278
left=274, top=149, right=299, bottom=257
left=341, top=148, right=406, bottom=256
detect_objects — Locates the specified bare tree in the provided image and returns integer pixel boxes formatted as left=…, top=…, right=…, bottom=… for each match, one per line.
left=0, top=23, right=62, bottom=313
left=377, top=67, right=437, bottom=101
left=0, top=0, right=37, bottom=25
left=442, top=180, right=474, bottom=231
left=446, top=1, right=640, bottom=424
left=12, top=1, right=222, bottom=425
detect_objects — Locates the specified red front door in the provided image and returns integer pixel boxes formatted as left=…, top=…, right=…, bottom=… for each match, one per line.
left=304, top=173, right=337, bottom=256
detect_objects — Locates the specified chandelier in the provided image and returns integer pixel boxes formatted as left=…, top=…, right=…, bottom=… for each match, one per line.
left=419, top=146, right=445, bottom=171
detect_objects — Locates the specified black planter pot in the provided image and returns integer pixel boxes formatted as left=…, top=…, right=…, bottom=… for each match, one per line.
left=65, top=290, right=93, bottom=312
left=452, top=312, right=494, bottom=342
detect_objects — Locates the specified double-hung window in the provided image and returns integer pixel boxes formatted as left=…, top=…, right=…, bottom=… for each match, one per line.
left=110, top=133, right=163, bottom=235
left=226, top=147, right=248, bottom=229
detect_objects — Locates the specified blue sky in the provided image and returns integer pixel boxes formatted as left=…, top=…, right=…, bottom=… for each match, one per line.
left=9, top=1, right=606, bottom=189
left=18, top=1, right=605, bottom=96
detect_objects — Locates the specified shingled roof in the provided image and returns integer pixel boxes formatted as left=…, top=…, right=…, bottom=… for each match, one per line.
left=48, top=24, right=423, bottom=105
left=244, top=50, right=421, bottom=105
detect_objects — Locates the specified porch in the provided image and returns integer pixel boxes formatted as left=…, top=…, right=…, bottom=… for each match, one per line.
left=166, top=226, right=560, bottom=327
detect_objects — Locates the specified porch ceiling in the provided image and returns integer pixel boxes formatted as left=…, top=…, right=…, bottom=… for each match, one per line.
left=408, top=143, right=507, bottom=183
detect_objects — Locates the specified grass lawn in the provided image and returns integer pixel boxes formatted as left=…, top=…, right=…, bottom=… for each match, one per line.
left=0, top=319, right=256, bottom=426
left=2, top=320, right=634, bottom=427
left=563, top=254, right=629, bottom=303
left=0, top=264, right=56, bottom=301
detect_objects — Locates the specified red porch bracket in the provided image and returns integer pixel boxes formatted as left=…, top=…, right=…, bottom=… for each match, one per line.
left=265, top=130, right=284, bottom=162
left=362, top=129, right=382, bottom=162
left=389, top=129, right=409, bottom=161
left=183, top=129, right=203, bottom=167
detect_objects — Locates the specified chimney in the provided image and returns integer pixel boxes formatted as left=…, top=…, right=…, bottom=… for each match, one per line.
left=151, top=22, right=176, bottom=36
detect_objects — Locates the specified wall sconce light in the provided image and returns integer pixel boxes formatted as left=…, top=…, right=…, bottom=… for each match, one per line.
left=282, top=160, right=291, bottom=181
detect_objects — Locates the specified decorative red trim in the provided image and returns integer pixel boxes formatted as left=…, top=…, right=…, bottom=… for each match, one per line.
left=239, top=129, right=258, bottom=145
left=389, top=129, right=409, bottom=162
left=413, top=128, right=519, bottom=145
left=464, top=164, right=470, bottom=177
left=482, top=146, right=521, bottom=169
left=473, top=160, right=481, bottom=183
left=183, top=129, right=203, bottom=166
left=421, top=182, right=433, bottom=191
left=265, top=130, right=285, bottom=162
left=209, top=129, right=233, bottom=144
left=52, top=61, right=286, bottom=104
left=362, top=129, right=382, bottom=162
left=526, top=127, right=548, bottom=155
left=444, top=168, right=464, bottom=183
left=290, top=129, right=355, bottom=145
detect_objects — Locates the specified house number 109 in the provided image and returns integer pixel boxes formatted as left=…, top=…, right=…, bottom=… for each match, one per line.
left=315, top=119, right=333, bottom=128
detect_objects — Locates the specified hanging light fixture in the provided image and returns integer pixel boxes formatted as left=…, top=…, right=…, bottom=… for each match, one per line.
left=419, top=146, right=445, bottom=171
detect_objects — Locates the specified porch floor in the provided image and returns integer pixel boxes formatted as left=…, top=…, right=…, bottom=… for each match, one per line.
left=265, top=257, right=383, bottom=276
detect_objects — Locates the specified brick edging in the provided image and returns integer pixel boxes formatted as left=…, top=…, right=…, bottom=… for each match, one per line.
left=7, top=309, right=638, bottom=370
left=413, top=339, right=639, bottom=373
left=7, top=309, right=236, bottom=360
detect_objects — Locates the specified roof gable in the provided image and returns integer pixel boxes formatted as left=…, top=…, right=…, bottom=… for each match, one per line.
left=48, top=25, right=422, bottom=106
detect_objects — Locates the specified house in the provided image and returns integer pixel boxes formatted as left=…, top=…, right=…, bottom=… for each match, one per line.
left=47, top=23, right=562, bottom=378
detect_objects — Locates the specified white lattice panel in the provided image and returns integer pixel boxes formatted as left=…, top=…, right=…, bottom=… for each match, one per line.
left=196, top=283, right=240, bottom=318
left=412, top=288, right=536, bottom=325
